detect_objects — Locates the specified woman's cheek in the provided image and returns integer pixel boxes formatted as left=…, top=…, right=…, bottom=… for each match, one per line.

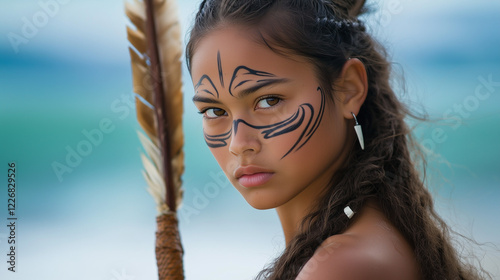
left=209, top=148, right=235, bottom=178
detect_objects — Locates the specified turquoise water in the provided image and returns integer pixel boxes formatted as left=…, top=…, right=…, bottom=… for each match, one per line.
left=1, top=0, right=499, bottom=279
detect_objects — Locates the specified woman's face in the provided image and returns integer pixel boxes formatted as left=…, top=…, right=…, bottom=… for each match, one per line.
left=190, top=26, right=351, bottom=210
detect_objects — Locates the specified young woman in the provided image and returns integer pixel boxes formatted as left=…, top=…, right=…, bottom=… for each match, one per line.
left=186, top=0, right=485, bottom=279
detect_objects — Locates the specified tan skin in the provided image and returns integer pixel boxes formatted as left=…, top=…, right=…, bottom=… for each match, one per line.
left=297, top=199, right=421, bottom=280
left=191, top=25, right=420, bottom=279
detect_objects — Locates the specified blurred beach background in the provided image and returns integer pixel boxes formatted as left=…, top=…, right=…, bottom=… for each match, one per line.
left=0, top=0, right=499, bottom=279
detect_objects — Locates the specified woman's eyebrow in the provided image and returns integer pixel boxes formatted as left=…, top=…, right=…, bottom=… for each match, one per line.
left=192, top=95, right=221, bottom=104
left=193, top=78, right=291, bottom=103
left=235, top=78, right=290, bottom=99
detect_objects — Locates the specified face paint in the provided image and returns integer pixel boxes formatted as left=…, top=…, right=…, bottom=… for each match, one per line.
left=229, top=66, right=277, bottom=97
left=194, top=74, right=219, bottom=98
left=203, top=85, right=325, bottom=159
left=190, top=26, right=349, bottom=210
left=204, top=129, right=232, bottom=148
left=196, top=50, right=326, bottom=158
left=217, top=50, right=224, bottom=88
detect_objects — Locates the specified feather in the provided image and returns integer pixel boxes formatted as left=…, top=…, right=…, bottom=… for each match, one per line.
left=125, top=0, right=185, bottom=278
left=126, top=0, right=184, bottom=214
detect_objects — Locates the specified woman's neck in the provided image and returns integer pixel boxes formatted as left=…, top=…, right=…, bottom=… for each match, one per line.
left=275, top=131, right=354, bottom=245
left=275, top=172, right=332, bottom=245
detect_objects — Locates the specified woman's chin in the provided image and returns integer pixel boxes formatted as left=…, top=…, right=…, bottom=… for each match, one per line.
left=239, top=190, right=289, bottom=210
left=247, top=201, right=276, bottom=210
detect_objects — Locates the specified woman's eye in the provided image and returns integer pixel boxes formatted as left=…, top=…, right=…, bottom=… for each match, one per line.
left=256, top=96, right=281, bottom=109
left=202, top=108, right=227, bottom=119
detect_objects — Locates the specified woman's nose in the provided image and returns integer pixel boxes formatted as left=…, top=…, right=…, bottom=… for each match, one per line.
left=228, top=119, right=262, bottom=156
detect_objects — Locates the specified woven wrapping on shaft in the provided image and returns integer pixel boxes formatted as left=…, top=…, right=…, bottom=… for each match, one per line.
left=156, top=213, right=184, bottom=280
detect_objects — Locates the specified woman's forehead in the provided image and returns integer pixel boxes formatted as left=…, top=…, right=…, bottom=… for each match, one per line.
left=190, top=26, right=311, bottom=82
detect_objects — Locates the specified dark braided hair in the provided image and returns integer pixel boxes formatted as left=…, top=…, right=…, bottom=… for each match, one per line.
left=186, top=0, right=486, bottom=279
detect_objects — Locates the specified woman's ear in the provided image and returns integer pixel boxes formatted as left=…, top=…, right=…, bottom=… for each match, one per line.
left=335, top=58, right=368, bottom=119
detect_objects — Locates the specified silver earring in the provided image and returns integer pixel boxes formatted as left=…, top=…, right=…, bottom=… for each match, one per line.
left=351, top=112, right=364, bottom=150
left=344, top=206, right=355, bottom=219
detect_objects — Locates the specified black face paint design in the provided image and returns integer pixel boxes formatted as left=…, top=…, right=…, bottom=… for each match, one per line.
left=217, top=51, right=224, bottom=88
left=204, top=87, right=326, bottom=159
left=198, top=52, right=326, bottom=159
left=195, top=74, right=219, bottom=98
left=229, top=66, right=277, bottom=97
left=204, top=129, right=232, bottom=148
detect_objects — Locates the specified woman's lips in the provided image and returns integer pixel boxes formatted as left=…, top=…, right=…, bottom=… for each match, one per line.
left=238, top=172, right=274, bottom=188
left=234, top=166, right=274, bottom=188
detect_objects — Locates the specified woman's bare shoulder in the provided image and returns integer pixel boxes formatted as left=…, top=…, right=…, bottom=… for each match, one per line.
left=296, top=203, right=421, bottom=280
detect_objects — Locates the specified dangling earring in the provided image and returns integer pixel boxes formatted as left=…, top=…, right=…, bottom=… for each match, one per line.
left=351, top=112, right=364, bottom=150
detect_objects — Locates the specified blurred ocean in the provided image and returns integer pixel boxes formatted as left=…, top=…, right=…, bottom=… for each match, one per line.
left=0, top=0, right=499, bottom=279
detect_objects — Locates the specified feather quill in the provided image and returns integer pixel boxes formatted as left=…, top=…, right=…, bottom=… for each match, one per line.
left=126, top=0, right=184, bottom=214
left=125, top=0, right=184, bottom=278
